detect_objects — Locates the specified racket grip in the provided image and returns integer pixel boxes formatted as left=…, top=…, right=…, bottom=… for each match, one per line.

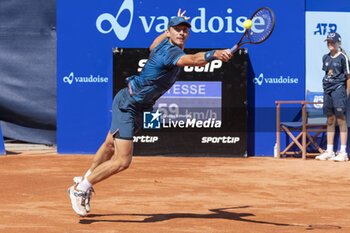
left=230, top=44, right=238, bottom=54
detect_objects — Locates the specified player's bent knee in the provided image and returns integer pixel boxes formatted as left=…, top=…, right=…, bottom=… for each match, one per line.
left=327, top=117, right=336, bottom=126
left=111, top=156, right=132, bottom=173
left=327, top=120, right=335, bottom=126
left=120, top=161, right=131, bottom=170
left=120, top=156, right=133, bottom=170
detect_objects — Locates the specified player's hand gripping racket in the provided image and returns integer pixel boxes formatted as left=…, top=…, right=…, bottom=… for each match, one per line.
left=230, top=7, right=275, bottom=54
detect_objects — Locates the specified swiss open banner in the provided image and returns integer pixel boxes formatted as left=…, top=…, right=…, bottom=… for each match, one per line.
left=113, top=48, right=247, bottom=156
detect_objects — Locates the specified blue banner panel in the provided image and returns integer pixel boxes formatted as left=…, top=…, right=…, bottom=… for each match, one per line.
left=0, top=124, right=5, bottom=155
left=306, top=0, right=350, bottom=12
left=57, top=0, right=305, bottom=155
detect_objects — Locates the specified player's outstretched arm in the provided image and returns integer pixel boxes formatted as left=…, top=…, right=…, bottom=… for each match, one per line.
left=150, top=32, right=167, bottom=52
left=176, top=49, right=232, bottom=67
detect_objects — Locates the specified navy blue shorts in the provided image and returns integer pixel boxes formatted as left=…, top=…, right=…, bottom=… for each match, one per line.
left=110, top=88, right=152, bottom=140
left=323, top=86, right=348, bottom=116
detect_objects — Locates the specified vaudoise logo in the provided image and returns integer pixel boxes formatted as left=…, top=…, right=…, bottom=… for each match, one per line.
left=63, top=72, right=108, bottom=85
left=96, top=0, right=268, bottom=41
left=96, top=0, right=134, bottom=40
left=253, top=73, right=299, bottom=86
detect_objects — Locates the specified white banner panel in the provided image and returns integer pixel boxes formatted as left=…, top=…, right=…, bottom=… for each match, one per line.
left=306, top=11, right=350, bottom=124
left=306, top=11, right=350, bottom=92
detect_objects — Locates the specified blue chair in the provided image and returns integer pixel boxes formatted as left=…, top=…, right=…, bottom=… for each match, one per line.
left=276, top=92, right=327, bottom=159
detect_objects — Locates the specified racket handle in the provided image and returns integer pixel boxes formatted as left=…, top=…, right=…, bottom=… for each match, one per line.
left=230, top=44, right=238, bottom=54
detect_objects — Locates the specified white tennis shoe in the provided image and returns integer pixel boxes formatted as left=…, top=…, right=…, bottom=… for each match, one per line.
left=330, top=151, right=349, bottom=162
left=73, top=176, right=94, bottom=212
left=67, top=185, right=87, bottom=217
left=315, top=151, right=335, bottom=160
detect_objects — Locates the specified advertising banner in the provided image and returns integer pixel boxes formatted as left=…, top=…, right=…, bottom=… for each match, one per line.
left=113, top=48, right=247, bottom=156
left=57, top=0, right=305, bottom=155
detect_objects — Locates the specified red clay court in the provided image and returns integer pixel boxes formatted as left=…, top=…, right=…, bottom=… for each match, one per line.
left=1, top=149, right=349, bottom=233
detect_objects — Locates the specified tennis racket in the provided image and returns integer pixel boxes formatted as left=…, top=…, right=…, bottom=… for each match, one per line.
left=230, top=7, right=275, bottom=54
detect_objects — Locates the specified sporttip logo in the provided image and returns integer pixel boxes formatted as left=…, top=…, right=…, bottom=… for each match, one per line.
left=253, top=73, right=299, bottom=86
left=201, top=136, right=240, bottom=144
left=63, top=72, right=109, bottom=85
left=133, top=135, right=158, bottom=143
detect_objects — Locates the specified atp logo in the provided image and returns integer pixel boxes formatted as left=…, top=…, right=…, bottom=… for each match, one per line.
left=143, top=110, right=161, bottom=129
left=96, top=0, right=134, bottom=40
left=314, top=23, right=337, bottom=35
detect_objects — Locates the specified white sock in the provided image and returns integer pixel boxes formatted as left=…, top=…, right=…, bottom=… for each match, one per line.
left=327, top=144, right=334, bottom=153
left=76, top=178, right=92, bottom=193
left=84, top=170, right=91, bottom=179
left=340, top=145, right=347, bottom=153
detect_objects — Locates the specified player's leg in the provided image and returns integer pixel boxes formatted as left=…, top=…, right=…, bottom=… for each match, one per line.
left=337, top=115, right=347, bottom=147
left=317, top=91, right=336, bottom=160
left=335, top=87, right=348, bottom=150
left=323, top=91, right=336, bottom=145
left=75, top=88, right=129, bottom=184
left=85, top=138, right=133, bottom=184
left=68, top=87, right=136, bottom=216
left=330, top=115, right=349, bottom=161
left=329, top=87, right=348, bottom=161
left=71, top=132, right=115, bottom=213
left=315, top=115, right=336, bottom=160
left=326, top=114, right=336, bottom=145
left=88, top=132, right=115, bottom=172
left=74, top=132, right=115, bottom=184
left=68, top=138, right=133, bottom=216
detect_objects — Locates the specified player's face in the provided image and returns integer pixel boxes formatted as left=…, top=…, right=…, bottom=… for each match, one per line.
left=167, top=25, right=190, bottom=49
left=327, top=40, right=340, bottom=51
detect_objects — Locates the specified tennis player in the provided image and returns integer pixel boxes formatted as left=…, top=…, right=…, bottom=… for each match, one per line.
left=316, top=32, right=350, bottom=162
left=68, top=9, right=232, bottom=216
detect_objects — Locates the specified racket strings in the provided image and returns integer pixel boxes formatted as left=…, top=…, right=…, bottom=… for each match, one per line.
left=248, top=8, right=274, bottom=43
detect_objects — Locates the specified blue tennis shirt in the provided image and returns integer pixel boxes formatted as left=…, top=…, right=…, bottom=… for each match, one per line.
left=322, top=52, right=350, bottom=93
left=126, top=39, right=186, bottom=105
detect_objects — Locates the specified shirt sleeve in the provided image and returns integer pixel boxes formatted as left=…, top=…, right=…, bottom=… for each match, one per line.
left=342, top=54, right=350, bottom=75
left=322, top=54, right=328, bottom=71
left=164, top=46, right=186, bottom=67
